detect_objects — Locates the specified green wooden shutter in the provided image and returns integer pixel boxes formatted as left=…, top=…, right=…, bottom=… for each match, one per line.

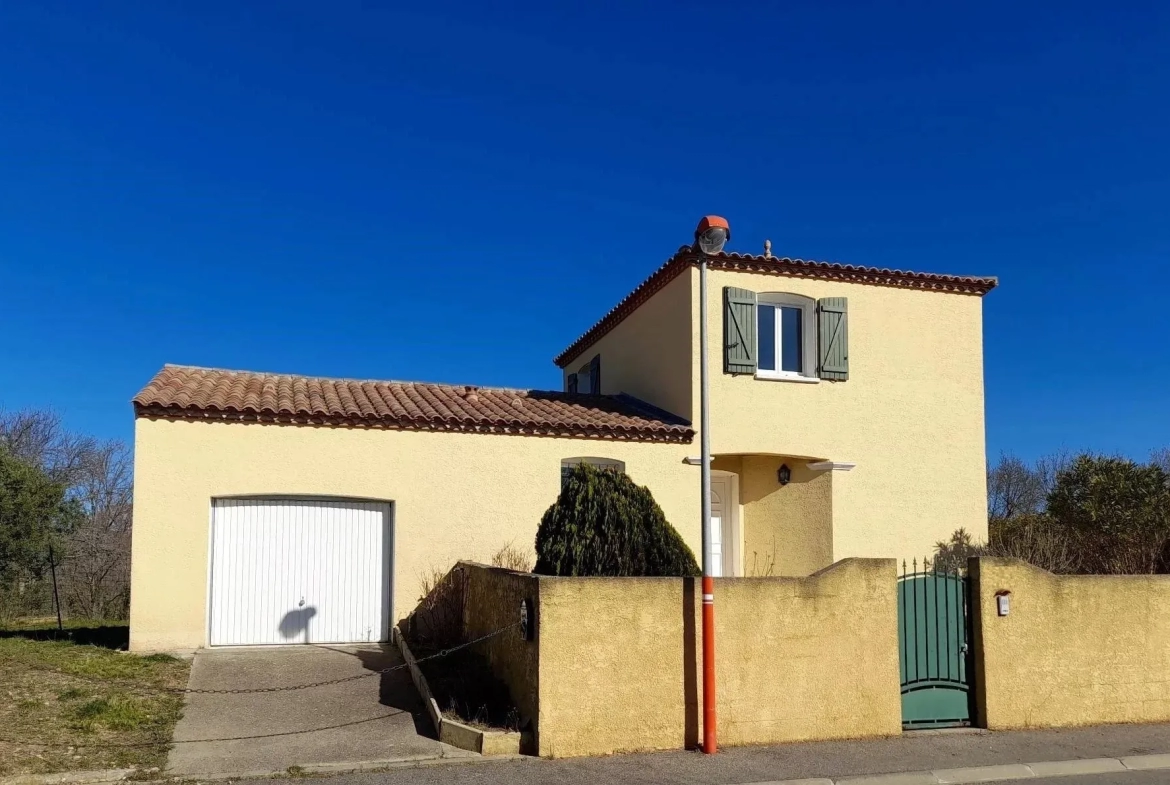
left=588, top=355, right=601, bottom=395
left=724, top=287, right=757, bottom=374
left=817, top=297, right=849, bottom=381
left=567, top=373, right=578, bottom=393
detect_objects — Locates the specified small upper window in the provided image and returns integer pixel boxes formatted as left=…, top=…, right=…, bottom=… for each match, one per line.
left=756, top=294, right=816, bottom=379
left=569, top=354, right=601, bottom=395
left=576, top=361, right=592, bottom=394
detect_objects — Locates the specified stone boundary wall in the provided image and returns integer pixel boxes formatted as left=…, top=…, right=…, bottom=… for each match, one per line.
left=970, top=557, right=1170, bottom=730
left=460, top=558, right=901, bottom=758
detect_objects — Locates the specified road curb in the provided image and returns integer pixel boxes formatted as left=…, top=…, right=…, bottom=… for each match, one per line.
left=756, top=750, right=1170, bottom=785
left=0, top=770, right=133, bottom=785
left=12, top=749, right=1169, bottom=785
left=160, top=751, right=532, bottom=781
left=299, top=752, right=531, bottom=775
left=933, top=764, right=1034, bottom=784
left=1121, top=753, right=1170, bottom=771
left=1028, top=758, right=1127, bottom=777
left=837, top=772, right=936, bottom=785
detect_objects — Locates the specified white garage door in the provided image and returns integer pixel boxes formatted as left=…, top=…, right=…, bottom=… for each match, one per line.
left=209, top=498, right=391, bottom=646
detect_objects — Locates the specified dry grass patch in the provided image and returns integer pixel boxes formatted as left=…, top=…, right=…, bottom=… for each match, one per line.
left=0, top=623, right=189, bottom=776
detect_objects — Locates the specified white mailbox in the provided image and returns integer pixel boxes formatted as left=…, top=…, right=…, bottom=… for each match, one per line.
left=996, top=590, right=1011, bottom=617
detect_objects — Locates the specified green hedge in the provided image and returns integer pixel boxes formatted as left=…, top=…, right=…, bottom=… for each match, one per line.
left=534, top=462, right=700, bottom=577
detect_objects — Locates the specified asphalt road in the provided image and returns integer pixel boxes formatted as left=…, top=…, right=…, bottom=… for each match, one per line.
left=257, top=767, right=1170, bottom=785
left=1030, top=776, right=1170, bottom=785
left=234, top=723, right=1170, bottom=785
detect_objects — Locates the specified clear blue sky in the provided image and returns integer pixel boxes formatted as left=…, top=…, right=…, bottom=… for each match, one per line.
left=1, top=2, right=1167, bottom=463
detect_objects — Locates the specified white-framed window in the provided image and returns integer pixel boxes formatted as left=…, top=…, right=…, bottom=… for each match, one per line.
left=560, top=457, right=625, bottom=488
left=756, top=293, right=817, bottom=380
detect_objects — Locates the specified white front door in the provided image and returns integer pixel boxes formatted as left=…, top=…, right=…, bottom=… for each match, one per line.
left=710, top=483, right=724, bottom=577
left=209, top=498, right=391, bottom=646
left=710, top=476, right=736, bottom=577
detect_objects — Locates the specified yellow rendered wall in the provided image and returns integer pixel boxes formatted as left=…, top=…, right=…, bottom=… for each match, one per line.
left=697, top=270, right=989, bottom=566
left=129, top=418, right=696, bottom=652
left=561, top=269, right=694, bottom=421
left=533, top=559, right=900, bottom=757
left=972, top=558, right=1170, bottom=729
left=739, top=456, right=833, bottom=576
left=460, top=563, right=540, bottom=746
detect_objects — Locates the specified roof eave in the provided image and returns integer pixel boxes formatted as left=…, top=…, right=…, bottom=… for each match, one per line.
left=132, top=402, right=695, bottom=444
left=554, top=247, right=997, bottom=368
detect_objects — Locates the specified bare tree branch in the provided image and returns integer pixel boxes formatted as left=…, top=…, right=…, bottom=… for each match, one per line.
left=987, top=453, right=1045, bottom=522
left=1, top=410, right=133, bottom=620
left=1036, top=447, right=1075, bottom=499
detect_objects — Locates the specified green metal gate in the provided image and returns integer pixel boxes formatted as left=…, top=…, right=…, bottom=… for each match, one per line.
left=898, top=560, right=973, bottom=729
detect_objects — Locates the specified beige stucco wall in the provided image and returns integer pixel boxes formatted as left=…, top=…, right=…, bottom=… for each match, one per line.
left=460, top=563, right=540, bottom=742
left=739, top=456, right=833, bottom=576
left=697, top=270, right=989, bottom=566
left=971, top=558, right=1170, bottom=729
left=562, top=265, right=989, bottom=572
left=129, top=417, right=696, bottom=652
left=533, top=558, right=900, bottom=757
left=561, top=268, right=694, bottom=421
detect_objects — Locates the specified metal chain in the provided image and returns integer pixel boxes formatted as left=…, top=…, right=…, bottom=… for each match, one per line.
left=177, top=624, right=518, bottom=694
left=0, top=623, right=519, bottom=696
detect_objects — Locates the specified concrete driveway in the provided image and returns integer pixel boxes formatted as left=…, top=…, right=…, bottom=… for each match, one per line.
left=167, top=644, right=472, bottom=777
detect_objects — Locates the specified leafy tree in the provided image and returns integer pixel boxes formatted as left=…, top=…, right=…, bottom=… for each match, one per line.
left=0, top=448, right=82, bottom=581
left=1046, top=455, right=1170, bottom=574
left=0, top=409, right=133, bottom=618
left=956, top=450, right=1170, bottom=576
left=534, top=463, right=700, bottom=577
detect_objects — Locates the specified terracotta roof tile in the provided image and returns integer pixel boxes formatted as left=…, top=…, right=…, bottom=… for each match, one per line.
left=555, top=246, right=998, bottom=367
left=133, top=365, right=693, bottom=443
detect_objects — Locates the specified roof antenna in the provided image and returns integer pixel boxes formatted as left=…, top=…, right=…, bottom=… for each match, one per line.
left=764, top=239, right=772, bottom=258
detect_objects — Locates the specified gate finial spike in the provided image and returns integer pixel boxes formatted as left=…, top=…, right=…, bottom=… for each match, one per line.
left=912, top=557, right=917, bottom=572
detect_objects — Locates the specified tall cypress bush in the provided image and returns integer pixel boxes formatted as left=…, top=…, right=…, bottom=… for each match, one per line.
left=534, top=462, right=700, bottom=577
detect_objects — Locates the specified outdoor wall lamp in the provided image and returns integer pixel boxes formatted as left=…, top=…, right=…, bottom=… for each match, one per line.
left=778, top=464, right=792, bottom=485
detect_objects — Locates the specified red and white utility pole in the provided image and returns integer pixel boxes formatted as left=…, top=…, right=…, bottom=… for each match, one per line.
left=694, top=215, right=730, bottom=755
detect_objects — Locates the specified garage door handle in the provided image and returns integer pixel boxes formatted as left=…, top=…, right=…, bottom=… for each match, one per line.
left=299, top=597, right=305, bottom=607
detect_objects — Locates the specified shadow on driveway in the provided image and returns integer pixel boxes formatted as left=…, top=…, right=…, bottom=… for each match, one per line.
left=342, top=645, right=436, bottom=738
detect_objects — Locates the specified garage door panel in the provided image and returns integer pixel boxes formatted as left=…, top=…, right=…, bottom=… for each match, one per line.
left=210, top=499, right=391, bottom=646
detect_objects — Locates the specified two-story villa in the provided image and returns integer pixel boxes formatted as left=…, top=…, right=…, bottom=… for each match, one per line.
left=129, top=239, right=995, bottom=651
